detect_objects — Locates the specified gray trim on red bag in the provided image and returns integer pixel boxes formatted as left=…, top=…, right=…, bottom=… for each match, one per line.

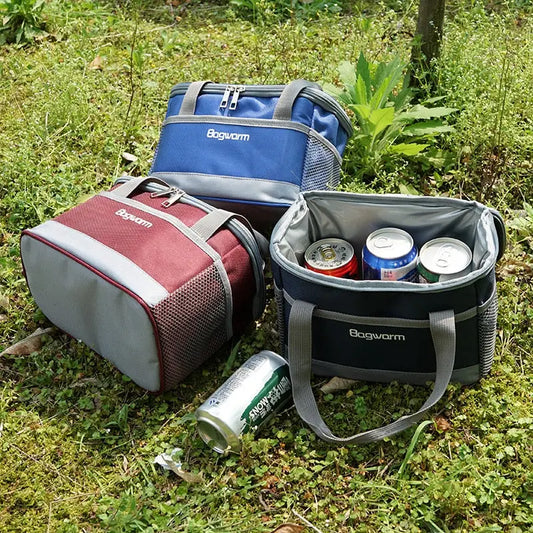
left=27, top=220, right=170, bottom=307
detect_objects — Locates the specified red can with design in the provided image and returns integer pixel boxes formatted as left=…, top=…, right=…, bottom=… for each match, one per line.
left=304, top=238, right=358, bottom=279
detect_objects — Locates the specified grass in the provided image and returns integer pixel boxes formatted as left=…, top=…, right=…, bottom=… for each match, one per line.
left=1, top=0, right=532, bottom=531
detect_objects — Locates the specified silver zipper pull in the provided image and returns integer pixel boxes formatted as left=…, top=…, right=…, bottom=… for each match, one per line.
left=162, top=188, right=185, bottom=208
left=220, top=85, right=233, bottom=109
left=229, top=86, right=245, bottom=110
left=150, top=186, right=178, bottom=199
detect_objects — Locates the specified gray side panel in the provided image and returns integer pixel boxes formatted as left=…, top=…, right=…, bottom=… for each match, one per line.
left=150, top=171, right=301, bottom=206
left=27, top=221, right=169, bottom=307
left=21, top=235, right=162, bottom=392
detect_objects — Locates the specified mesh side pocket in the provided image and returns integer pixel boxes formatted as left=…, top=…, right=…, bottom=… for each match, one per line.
left=479, top=291, right=498, bottom=378
left=151, top=263, right=228, bottom=391
left=274, top=284, right=287, bottom=357
left=301, top=135, right=340, bottom=192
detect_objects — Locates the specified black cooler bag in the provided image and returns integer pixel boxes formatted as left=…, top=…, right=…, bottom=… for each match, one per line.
left=270, top=191, right=506, bottom=444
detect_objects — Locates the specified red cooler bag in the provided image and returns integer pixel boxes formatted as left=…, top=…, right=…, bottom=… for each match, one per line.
left=20, top=177, right=266, bottom=392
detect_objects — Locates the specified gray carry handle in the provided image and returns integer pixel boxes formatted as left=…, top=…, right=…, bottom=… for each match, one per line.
left=191, top=209, right=269, bottom=258
left=179, top=81, right=212, bottom=115
left=273, top=79, right=322, bottom=121
left=112, top=176, right=172, bottom=198
left=288, top=300, right=456, bottom=444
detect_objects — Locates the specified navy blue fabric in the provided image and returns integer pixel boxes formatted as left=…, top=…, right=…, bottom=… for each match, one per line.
left=279, top=298, right=479, bottom=373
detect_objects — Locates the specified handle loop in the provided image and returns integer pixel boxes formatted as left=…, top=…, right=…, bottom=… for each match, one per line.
left=272, top=79, right=322, bottom=121
left=287, top=300, right=456, bottom=444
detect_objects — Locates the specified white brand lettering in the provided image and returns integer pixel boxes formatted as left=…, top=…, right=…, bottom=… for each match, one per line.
left=349, top=329, right=406, bottom=342
left=206, top=128, right=250, bottom=142
left=114, top=209, right=153, bottom=228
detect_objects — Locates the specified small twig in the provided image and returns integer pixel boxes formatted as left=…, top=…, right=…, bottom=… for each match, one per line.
left=292, top=509, right=324, bottom=533
left=258, top=490, right=271, bottom=512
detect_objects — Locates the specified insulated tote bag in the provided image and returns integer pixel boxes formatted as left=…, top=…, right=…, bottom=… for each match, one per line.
left=270, top=191, right=506, bottom=444
left=150, top=80, right=353, bottom=231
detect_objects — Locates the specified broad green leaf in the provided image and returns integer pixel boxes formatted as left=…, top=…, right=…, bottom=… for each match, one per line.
left=351, top=103, right=371, bottom=120
left=356, top=52, right=371, bottom=99
left=389, top=143, right=429, bottom=155
left=338, top=60, right=356, bottom=87
left=368, top=107, right=394, bottom=137
left=323, top=82, right=342, bottom=97
left=399, top=105, right=457, bottom=121
left=399, top=183, right=421, bottom=196
left=355, top=74, right=368, bottom=105
left=402, top=121, right=455, bottom=136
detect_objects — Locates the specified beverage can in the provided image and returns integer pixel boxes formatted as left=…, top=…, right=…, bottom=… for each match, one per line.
left=304, top=238, right=358, bottom=278
left=195, top=351, right=291, bottom=454
left=418, top=237, right=472, bottom=283
left=362, top=228, right=418, bottom=282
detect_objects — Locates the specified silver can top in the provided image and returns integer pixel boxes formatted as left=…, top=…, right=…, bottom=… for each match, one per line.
left=366, top=228, right=414, bottom=259
left=419, top=238, right=472, bottom=275
left=304, top=238, right=354, bottom=270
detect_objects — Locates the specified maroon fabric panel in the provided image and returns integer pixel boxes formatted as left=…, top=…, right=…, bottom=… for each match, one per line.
left=55, top=195, right=212, bottom=294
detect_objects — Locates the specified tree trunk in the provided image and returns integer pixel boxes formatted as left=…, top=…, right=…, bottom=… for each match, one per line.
left=411, top=0, right=446, bottom=86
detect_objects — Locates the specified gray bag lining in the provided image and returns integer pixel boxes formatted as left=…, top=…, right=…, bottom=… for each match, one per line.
left=271, top=192, right=500, bottom=292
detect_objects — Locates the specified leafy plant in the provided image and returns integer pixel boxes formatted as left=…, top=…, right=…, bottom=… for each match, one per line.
left=0, top=0, right=47, bottom=45
left=326, top=52, right=456, bottom=181
left=508, top=202, right=533, bottom=251
left=229, top=0, right=342, bottom=23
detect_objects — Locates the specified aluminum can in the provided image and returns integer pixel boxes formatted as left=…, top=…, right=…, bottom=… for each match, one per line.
left=304, top=238, right=359, bottom=278
left=418, top=237, right=472, bottom=283
left=195, top=350, right=291, bottom=454
left=362, top=228, right=418, bottom=282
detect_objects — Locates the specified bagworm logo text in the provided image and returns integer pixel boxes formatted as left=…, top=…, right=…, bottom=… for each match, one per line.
left=206, top=128, right=250, bottom=142
left=349, top=329, right=406, bottom=341
left=115, top=209, right=153, bottom=228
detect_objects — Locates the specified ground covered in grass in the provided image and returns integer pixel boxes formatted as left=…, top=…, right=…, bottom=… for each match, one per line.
left=1, top=1, right=532, bottom=531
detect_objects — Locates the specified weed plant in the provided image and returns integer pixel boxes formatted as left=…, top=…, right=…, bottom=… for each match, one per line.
left=0, top=1, right=532, bottom=532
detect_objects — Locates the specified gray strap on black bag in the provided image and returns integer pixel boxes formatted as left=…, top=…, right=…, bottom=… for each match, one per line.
left=288, top=299, right=456, bottom=444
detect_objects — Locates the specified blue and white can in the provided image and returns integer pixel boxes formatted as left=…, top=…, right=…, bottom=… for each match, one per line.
left=363, top=227, right=418, bottom=282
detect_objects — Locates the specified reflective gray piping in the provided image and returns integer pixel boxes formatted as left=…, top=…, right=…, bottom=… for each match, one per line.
left=162, top=115, right=343, bottom=164
left=309, top=359, right=481, bottom=385
left=150, top=171, right=302, bottom=206
left=27, top=221, right=170, bottom=307
left=99, top=192, right=234, bottom=339
left=282, top=289, right=479, bottom=326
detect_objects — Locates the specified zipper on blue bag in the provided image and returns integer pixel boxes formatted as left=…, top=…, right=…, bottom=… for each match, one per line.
left=219, top=85, right=246, bottom=113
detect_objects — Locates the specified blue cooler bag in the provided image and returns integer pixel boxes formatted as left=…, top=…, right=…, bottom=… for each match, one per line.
left=270, top=191, right=506, bottom=444
left=150, top=80, right=353, bottom=231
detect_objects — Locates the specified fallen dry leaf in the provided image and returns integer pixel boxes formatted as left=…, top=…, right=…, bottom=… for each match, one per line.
left=320, top=376, right=357, bottom=394
left=0, top=293, right=9, bottom=311
left=1, top=327, right=54, bottom=356
left=435, top=415, right=452, bottom=432
left=271, top=524, right=304, bottom=533
left=88, top=55, right=104, bottom=70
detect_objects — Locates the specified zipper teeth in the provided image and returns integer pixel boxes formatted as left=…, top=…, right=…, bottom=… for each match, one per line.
left=169, top=83, right=353, bottom=135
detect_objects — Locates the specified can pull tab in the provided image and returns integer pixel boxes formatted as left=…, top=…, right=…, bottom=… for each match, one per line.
left=436, top=244, right=453, bottom=268
left=374, top=236, right=393, bottom=249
